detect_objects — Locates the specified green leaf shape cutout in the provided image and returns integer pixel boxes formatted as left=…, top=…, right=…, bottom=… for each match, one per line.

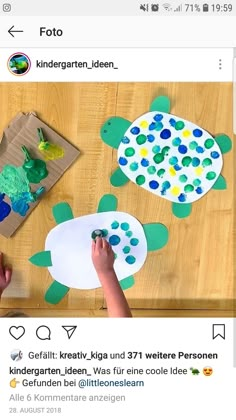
left=143, top=223, right=169, bottom=251
left=212, top=174, right=227, bottom=190
left=172, top=203, right=192, bottom=219
left=97, top=194, right=118, bottom=213
left=100, top=117, right=131, bottom=149
left=45, top=280, right=70, bottom=305
left=214, top=134, right=232, bottom=154
left=150, top=96, right=171, bottom=113
left=52, top=202, right=74, bottom=224
left=29, top=250, right=52, bottom=267
left=110, top=167, right=130, bottom=187
left=119, top=276, right=135, bottom=290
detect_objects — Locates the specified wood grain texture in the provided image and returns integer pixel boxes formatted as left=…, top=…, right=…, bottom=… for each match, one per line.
left=0, top=82, right=234, bottom=315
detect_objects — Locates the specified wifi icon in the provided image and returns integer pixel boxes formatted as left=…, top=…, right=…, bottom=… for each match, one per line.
left=162, top=3, right=172, bottom=11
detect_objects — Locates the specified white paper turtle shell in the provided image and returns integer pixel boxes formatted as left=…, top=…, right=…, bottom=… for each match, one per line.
left=117, top=112, right=223, bottom=204
left=45, top=212, right=147, bottom=290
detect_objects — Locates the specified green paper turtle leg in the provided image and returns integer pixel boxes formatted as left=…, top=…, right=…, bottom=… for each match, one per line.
left=100, top=117, right=132, bottom=149
left=214, top=134, right=232, bottom=154
left=150, top=96, right=171, bottom=113
left=172, top=203, right=192, bottom=219
left=97, top=194, right=118, bottom=212
left=29, top=251, right=52, bottom=267
left=110, top=167, right=130, bottom=187
left=45, top=280, right=70, bottom=305
left=143, top=223, right=169, bottom=251
left=52, top=202, right=74, bottom=224
left=119, top=276, right=135, bottom=290
left=212, top=174, right=227, bottom=190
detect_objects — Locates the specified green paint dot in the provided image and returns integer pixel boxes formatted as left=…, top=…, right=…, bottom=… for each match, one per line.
left=157, top=169, right=165, bottom=178
left=179, top=174, right=188, bottom=183
left=161, top=146, right=170, bottom=156
left=121, top=222, right=130, bottom=231
left=125, top=231, right=133, bottom=238
left=193, top=178, right=201, bottom=186
left=102, top=229, right=108, bottom=237
left=123, top=246, right=131, bottom=254
left=114, top=253, right=118, bottom=260
left=130, top=162, right=138, bottom=171
left=111, top=221, right=119, bottom=229
left=172, top=137, right=181, bottom=146
left=125, top=255, right=136, bottom=265
left=175, top=121, right=185, bottom=130
left=204, top=138, right=214, bottom=149
left=202, top=158, right=212, bottom=167
left=189, top=141, right=198, bottom=150
left=136, top=175, right=146, bottom=185
left=182, top=156, right=192, bottom=167
left=147, top=166, right=156, bottom=175
left=125, top=147, right=135, bottom=157
left=136, top=134, right=146, bottom=145
left=184, top=184, right=194, bottom=193
left=155, top=122, right=164, bottom=131
left=130, top=238, right=139, bottom=246
left=152, top=145, right=161, bottom=154
left=153, top=153, right=164, bottom=164
left=206, top=171, right=216, bottom=180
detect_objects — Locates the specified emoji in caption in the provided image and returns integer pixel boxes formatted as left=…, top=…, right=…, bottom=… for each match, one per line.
left=10, top=378, right=20, bottom=388
left=190, top=367, right=200, bottom=375
left=203, top=367, right=213, bottom=376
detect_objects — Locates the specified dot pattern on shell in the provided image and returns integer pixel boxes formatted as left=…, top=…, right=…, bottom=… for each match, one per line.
left=108, top=220, right=141, bottom=265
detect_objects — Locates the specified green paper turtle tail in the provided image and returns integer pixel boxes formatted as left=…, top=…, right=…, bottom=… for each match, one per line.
left=52, top=202, right=74, bottom=224
left=45, top=280, right=70, bottom=305
left=214, top=134, right=232, bottom=154
left=29, top=250, right=52, bottom=267
left=110, top=167, right=130, bottom=187
left=150, top=96, right=171, bottom=113
left=212, top=174, right=227, bottom=190
left=143, top=223, right=169, bottom=251
left=119, top=276, right=135, bottom=290
left=172, top=202, right=192, bottom=219
left=97, top=194, right=118, bottom=212
left=100, top=117, right=131, bottom=149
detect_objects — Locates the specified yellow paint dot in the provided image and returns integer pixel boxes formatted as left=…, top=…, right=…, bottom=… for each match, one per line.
left=195, top=167, right=204, bottom=176
left=183, top=130, right=191, bottom=138
left=140, top=120, right=148, bottom=128
left=140, top=148, right=148, bottom=157
left=169, top=166, right=176, bottom=176
left=171, top=186, right=181, bottom=196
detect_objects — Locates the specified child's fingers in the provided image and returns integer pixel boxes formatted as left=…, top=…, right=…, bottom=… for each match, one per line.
left=4, top=267, right=12, bottom=285
left=103, top=239, right=110, bottom=250
left=95, top=237, right=103, bottom=250
left=0, top=252, right=3, bottom=275
left=91, top=240, right=96, bottom=253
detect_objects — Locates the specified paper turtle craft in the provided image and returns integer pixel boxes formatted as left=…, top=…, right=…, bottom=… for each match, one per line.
left=29, top=194, right=168, bottom=304
left=101, top=95, right=232, bottom=218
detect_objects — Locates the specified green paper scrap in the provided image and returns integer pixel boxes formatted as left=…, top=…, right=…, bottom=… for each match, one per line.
left=212, top=174, right=227, bottom=190
left=52, top=202, right=74, bottom=224
left=143, top=223, right=169, bottom=251
left=100, top=117, right=131, bottom=149
left=45, top=280, right=70, bottom=305
left=150, top=96, right=171, bottom=113
left=29, top=250, right=52, bottom=267
left=97, top=194, right=118, bottom=213
left=172, top=202, right=192, bottom=219
left=110, top=167, right=130, bottom=187
left=215, top=134, right=232, bottom=154
left=119, top=275, right=135, bottom=290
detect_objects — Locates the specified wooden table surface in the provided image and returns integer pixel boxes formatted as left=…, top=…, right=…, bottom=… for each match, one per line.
left=0, top=82, right=234, bottom=316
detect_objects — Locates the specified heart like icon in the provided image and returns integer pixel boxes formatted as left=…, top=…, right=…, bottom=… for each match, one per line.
left=9, top=326, right=25, bottom=340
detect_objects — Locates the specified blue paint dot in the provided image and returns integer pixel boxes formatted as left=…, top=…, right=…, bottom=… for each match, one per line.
left=141, top=158, right=149, bottom=167
left=193, top=129, right=203, bottom=137
left=121, top=136, right=130, bottom=144
left=149, top=180, right=159, bottom=190
left=211, top=151, right=220, bottom=159
left=196, top=187, right=203, bottom=194
left=172, top=137, right=181, bottom=146
left=169, top=156, right=178, bottom=165
left=109, top=235, right=121, bottom=246
left=147, top=134, right=155, bottom=142
left=178, top=145, right=188, bottom=154
left=121, top=222, right=130, bottom=231
left=119, top=157, right=128, bottom=166
left=111, top=221, right=119, bottom=229
left=192, top=157, right=200, bottom=167
left=169, top=118, right=176, bottom=127
left=174, top=164, right=182, bottom=171
left=130, top=238, right=139, bottom=246
left=178, top=193, right=187, bottom=202
left=149, top=122, right=157, bottom=130
left=196, top=146, right=204, bottom=153
left=160, top=129, right=171, bottom=140
left=125, top=255, right=136, bottom=265
left=154, top=114, right=163, bottom=122
left=130, top=126, right=140, bottom=135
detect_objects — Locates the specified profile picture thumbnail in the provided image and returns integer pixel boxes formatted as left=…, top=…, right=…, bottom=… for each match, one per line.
left=7, top=52, right=31, bottom=76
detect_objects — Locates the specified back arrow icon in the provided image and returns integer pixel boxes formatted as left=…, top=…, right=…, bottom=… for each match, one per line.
left=8, top=25, right=24, bottom=38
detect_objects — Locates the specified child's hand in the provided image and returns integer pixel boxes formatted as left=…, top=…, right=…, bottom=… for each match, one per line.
left=91, top=237, right=115, bottom=275
left=0, top=252, right=12, bottom=296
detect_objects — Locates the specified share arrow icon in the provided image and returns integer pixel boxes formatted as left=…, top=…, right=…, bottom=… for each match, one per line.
left=62, top=326, right=77, bottom=339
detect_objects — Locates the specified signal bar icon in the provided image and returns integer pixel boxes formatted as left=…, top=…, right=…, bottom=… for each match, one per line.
left=174, top=4, right=182, bottom=12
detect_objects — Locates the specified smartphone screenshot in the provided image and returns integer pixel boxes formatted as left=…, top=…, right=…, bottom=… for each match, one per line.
left=0, top=1, right=235, bottom=419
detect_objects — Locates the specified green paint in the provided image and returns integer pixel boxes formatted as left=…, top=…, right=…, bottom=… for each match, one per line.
left=206, top=171, right=216, bottom=180
left=212, top=174, right=227, bottom=190
left=0, top=165, right=30, bottom=198
left=123, top=246, right=131, bottom=254
left=157, top=169, right=165, bottom=178
left=179, top=174, right=188, bottom=183
left=125, top=231, right=133, bottom=237
left=130, top=238, right=139, bottom=246
left=184, top=184, right=194, bottom=193
left=91, top=229, right=107, bottom=240
left=143, top=223, right=169, bottom=251
left=154, top=122, right=163, bottom=131
left=189, top=141, right=198, bottom=150
left=136, top=175, right=146, bottom=185
left=29, top=250, right=52, bottom=267
left=111, top=221, right=119, bottom=229
left=119, top=275, right=135, bottom=290
left=110, top=167, right=130, bottom=187
left=102, top=229, right=108, bottom=237
left=121, top=222, right=130, bottom=231
left=175, top=121, right=185, bottom=130
left=125, top=255, right=136, bottom=264
left=204, top=138, right=214, bottom=149
left=150, top=96, right=171, bottom=113
left=172, top=202, right=192, bottom=218
left=45, top=280, right=70, bottom=305
left=161, top=146, right=170, bottom=156
left=202, top=158, right=212, bottom=167
left=136, top=134, right=146, bottom=145
left=152, top=145, right=161, bottom=154
left=114, top=253, right=118, bottom=260
left=153, top=153, right=164, bottom=164
left=22, top=145, right=48, bottom=183
left=130, top=162, right=139, bottom=171
left=97, top=194, right=118, bottom=212
left=193, top=178, right=201, bottom=186
left=52, top=202, right=74, bottom=224
left=182, top=156, right=192, bottom=167
left=125, top=147, right=135, bottom=157
left=214, top=134, right=232, bottom=154
left=147, top=166, right=156, bottom=175
left=100, top=117, right=131, bottom=149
